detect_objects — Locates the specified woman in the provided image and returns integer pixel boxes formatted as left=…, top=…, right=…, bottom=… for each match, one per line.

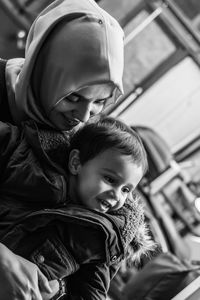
left=0, top=0, right=124, bottom=299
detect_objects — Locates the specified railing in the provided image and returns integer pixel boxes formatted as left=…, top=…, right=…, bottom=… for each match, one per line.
left=172, top=276, right=200, bottom=300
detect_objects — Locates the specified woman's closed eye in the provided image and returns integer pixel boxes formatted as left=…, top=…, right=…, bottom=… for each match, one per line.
left=94, top=98, right=107, bottom=106
left=65, top=93, right=80, bottom=103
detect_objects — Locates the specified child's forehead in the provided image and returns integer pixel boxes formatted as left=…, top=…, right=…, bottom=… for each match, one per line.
left=94, top=148, right=140, bottom=171
left=95, top=148, right=129, bottom=162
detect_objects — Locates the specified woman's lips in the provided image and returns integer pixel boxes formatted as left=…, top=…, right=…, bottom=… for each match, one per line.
left=64, top=118, right=80, bottom=129
left=67, top=118, right=80, bottom=126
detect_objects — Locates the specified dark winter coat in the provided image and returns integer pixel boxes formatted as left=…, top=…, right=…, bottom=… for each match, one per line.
left=1, top=204, right=127, bottom=300
left=0, top=120, right=148, bottom=300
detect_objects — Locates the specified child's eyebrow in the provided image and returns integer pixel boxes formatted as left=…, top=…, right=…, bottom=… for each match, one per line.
left=102, top=168, right=129, bottom=179
left=102, top=167, right=118, bottom=175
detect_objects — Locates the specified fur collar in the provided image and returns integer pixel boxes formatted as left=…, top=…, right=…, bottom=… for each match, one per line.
left=110, top=193, right=157, bottom=267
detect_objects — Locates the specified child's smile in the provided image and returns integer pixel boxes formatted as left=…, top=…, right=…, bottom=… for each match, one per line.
left=96, top=197, right=112, bottom=212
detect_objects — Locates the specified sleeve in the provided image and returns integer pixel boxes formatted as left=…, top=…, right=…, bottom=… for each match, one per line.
left=61, top=222, right=122, bottom=300
left=67, top=262, right=111, bottom=300
left=0, top=121, right=20, bottom=171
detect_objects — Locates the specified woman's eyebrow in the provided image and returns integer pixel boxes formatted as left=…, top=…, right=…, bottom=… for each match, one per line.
left=104, top=93, right=113, bottom=100
left=72, top=92, right=114, bottom=101
left=103, top=92, right=114, bottom=100
left=69, top=92, right=81, bottom=98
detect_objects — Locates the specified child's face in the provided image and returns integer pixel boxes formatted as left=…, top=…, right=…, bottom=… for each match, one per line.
left=69, top=149, right=143, bottom=213
left=48, top=83, right=113, bottom=131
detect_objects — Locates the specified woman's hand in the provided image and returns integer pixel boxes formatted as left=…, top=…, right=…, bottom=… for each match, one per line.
left=5, top=58, right=24, bottom=104
left=0, top=243, right=52, bottom=300
left=6, top=58, right=24, bottom=85
left=42, top=280, right=60, bottom=300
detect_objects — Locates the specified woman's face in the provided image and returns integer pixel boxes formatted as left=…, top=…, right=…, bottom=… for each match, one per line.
left=48, top=83, right=114, bottom=131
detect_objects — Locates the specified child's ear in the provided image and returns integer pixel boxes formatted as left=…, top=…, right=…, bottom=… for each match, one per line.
left=68, top=149, right=81, bottom=175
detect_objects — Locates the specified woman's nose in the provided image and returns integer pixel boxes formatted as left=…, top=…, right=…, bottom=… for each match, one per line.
left=75, top=102, right=93, bottom=122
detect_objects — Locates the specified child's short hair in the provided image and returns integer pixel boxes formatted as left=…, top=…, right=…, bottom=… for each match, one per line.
left=70, top=116, right=148, bottom=174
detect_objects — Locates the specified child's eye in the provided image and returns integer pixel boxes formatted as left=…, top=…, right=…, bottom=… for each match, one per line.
left=122, top=186, right=130, bottom=194
left=104, top=175, right=115, bottom=184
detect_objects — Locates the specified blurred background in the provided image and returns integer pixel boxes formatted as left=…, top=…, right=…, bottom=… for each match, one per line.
left=1, top=0, right=200, bottom=298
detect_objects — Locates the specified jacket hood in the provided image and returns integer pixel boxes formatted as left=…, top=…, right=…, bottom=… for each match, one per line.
left=11, top=0, right=124, bottom=127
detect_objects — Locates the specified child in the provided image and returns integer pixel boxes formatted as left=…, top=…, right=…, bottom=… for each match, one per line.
left=0, top=116, right=154, bottom=299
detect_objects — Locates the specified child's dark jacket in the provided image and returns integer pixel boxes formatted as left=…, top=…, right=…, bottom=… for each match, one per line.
left=0, top=120, right=149, bottom=299
left=2, top=204, right=125, bottom=300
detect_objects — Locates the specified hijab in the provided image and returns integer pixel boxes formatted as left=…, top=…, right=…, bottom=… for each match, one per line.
left=10, top=0, right=124, bottom=127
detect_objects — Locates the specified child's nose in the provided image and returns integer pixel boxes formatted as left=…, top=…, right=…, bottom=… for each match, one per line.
left=108, top=188, right=121, bottom=202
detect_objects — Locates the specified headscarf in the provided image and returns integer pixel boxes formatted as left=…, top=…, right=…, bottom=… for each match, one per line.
left=10, top=0, right=124, bottom=128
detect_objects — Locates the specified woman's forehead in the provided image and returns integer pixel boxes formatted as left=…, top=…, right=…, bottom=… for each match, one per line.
left=75, top=83, right=114, bottom=99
